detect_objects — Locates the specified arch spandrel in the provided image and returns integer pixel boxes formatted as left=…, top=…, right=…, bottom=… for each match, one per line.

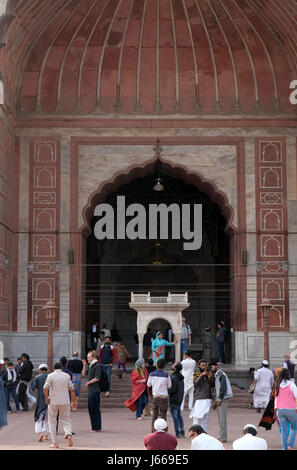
left=79, top=152, right=236, bottom=238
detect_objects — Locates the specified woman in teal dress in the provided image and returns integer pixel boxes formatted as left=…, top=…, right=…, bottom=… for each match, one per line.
left=151, top=331, right=176, bottom=365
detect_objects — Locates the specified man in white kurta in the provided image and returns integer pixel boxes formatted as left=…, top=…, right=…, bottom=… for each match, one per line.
left=233, top=424, right=267, bottom=450
left=189, top=425, right=225, bottom=450
left=180, top=351, right=196, bottom=410
left=253, top=360, right=274, bottom=412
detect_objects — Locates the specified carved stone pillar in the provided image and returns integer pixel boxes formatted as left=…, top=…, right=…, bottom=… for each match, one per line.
left=138, top=332, right=144, bottom=360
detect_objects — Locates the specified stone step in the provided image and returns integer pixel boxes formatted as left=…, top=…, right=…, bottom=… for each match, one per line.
left=228, top=387, right=252, bottom=409
left=78, top=374, right=253, bottom=409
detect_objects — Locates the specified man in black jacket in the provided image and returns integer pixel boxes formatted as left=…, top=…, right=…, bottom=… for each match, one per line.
left=82, top=350, right=102, bottom=432
left=98, top=337, right=116, bottom=397
left=190, top=359, right=214, bottom=433
left=169, top=362, right=185, bottom=438
left=18, top=353, right=34, bottom=411
left=2, top=362, right=20, bottom=413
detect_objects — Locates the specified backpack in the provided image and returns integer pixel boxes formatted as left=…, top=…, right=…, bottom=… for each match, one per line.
left=100, top=345, right=114, bottom=364
left=99, top=365, right=109, bottom=392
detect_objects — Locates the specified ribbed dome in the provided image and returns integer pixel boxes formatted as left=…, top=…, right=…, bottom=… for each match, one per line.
left=1, top=0, right=296, bottom=115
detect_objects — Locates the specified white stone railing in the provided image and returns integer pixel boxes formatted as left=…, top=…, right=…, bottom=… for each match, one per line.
left=151, top=297, right=167, bottom=304
left=130, top=292, right=151, bottom=303
left=131, top=291, right=188, bottom=304
left=168, top=292, right=189, bottom=303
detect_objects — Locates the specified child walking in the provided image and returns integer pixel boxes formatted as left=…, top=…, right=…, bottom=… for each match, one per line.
left=115, top=341, right=130, bottom=378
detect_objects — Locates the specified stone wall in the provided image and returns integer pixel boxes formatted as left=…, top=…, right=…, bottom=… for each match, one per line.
left=0, top=124, right=296, bottom=365
left=0, top=110, right=15, bottom=333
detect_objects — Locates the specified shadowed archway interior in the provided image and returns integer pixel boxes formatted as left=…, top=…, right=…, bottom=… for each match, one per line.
left=85, top=171, right=230, bottom=361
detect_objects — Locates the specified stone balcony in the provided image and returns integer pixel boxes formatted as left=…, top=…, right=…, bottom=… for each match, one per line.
left=130, top=292, right=190, bottom=363
left=130, top=292, right=189, bottom=305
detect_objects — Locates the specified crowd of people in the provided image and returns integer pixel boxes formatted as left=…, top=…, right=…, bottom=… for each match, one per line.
left=249, top=354, right=297, bottom=451
left=90, top=317, right=229, bottom=368
left=0, top=352, right=82, bottom=446
left=129, top=351, right=296, bottom=450
left=0, top=349, right=249, bottom=450
left=0, top=323, right=296, bottom=450
left=124, top=354, right=234, bottom=447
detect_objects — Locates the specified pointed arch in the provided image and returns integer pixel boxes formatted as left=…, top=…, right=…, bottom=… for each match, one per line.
left=80, top=156, right=236, bottom=237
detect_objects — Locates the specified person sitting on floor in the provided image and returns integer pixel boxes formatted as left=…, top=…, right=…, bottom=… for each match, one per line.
left=233, top=423, right=267, bottom=450
left=144, top=418, right=178, bottom=450
left=188, top=424, right=225, bottom=450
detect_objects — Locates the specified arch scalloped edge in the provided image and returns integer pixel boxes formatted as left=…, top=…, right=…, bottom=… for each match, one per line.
left=159, top=158, right=237, bottom=236
left=0, top=0, right=16, bottom=48
left=80, top=158, right=157, bottom=237
left=79, top=156, right=237, bottom=238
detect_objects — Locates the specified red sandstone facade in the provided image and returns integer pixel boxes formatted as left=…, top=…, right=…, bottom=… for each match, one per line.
left=0, top=0, right=296, bottom=364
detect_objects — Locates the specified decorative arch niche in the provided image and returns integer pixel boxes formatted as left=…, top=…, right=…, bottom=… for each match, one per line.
left=80, top=157, right=236, bottom=238
left=69, top=137, right=246, bottom=350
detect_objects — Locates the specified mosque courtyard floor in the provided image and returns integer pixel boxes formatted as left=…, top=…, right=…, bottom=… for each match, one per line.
left=0, top=404, right=283, bottom=451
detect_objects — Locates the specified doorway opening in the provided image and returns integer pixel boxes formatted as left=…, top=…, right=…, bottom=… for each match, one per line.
left=84, top=171, right=231, bottom=361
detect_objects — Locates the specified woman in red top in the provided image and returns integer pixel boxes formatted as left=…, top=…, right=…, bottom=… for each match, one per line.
left=124, top=359, right=148, bottom=420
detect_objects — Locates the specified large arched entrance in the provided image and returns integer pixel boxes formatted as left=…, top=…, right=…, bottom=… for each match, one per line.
left=84, top=169, right=232, bottom=361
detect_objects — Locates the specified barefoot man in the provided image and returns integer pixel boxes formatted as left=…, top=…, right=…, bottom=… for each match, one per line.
left=43, top=361, right=75, bottom=449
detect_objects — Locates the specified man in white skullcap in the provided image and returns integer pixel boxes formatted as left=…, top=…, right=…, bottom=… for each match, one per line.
left=154, top=418, right=168, bottom=431
left=233, top=424, right=268, bottom=450
left=144, top=418, right=178, bottom=450
left=31, top=364, right=49, bottom=442
left=252, top=360, right=274, bottom=413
